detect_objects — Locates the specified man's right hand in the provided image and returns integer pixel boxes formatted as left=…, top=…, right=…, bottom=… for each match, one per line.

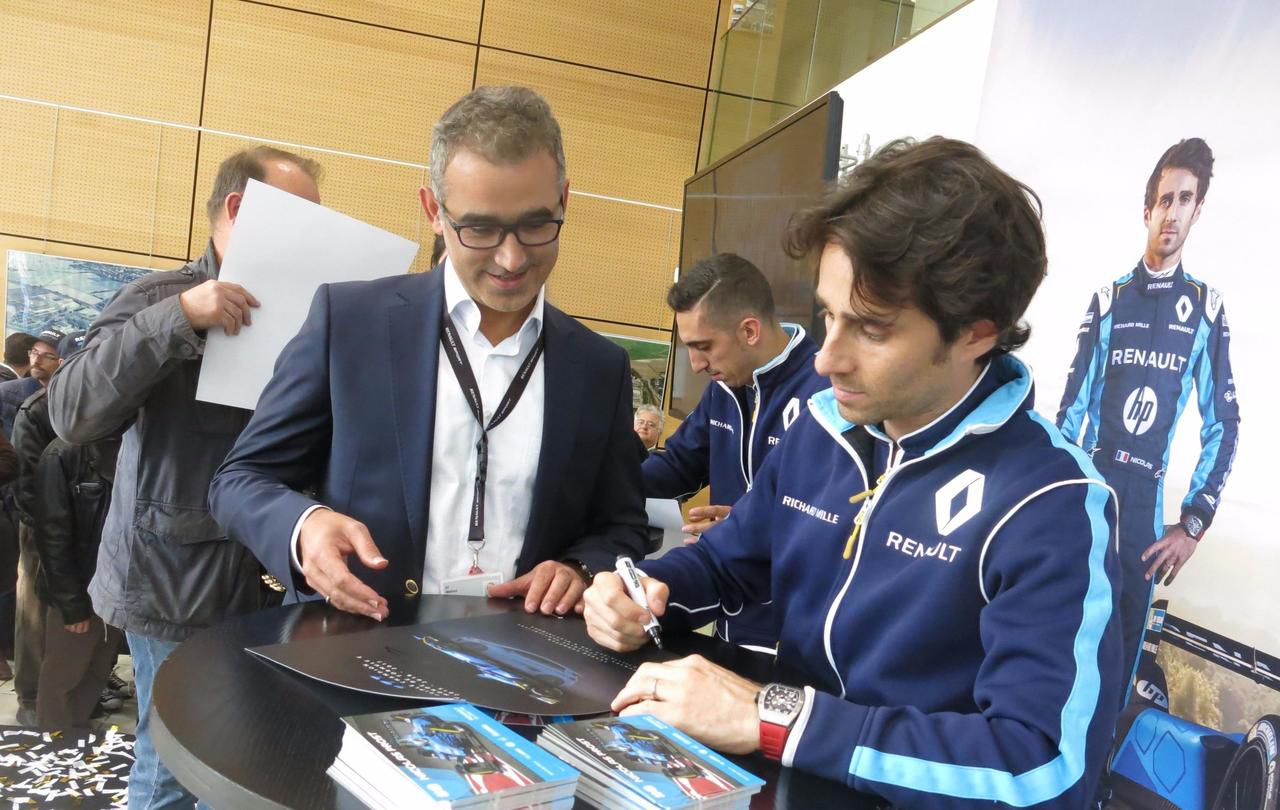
left=583, top=571, right=668, bottom=652
left=179, top=279, right=261, bottom=335
left=298, top=509, right=390, bottom=620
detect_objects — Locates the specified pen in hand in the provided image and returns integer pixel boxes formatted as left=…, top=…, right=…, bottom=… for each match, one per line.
left=615, top=556, right=663, bottom=649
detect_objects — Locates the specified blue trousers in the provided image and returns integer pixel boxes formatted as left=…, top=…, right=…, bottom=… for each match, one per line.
left=127, top=632, right=209, bottom=809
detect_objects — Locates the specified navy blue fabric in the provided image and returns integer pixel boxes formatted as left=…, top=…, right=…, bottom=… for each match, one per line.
left=0, top=377, right=40, bottom=439
left=643, top=356, right=1124, bottom=807
left=1057, top=261, right=1239, bottom=531
left=209, top=268, right=648, bottom=600
left=642, top=326, right=823, bottom=648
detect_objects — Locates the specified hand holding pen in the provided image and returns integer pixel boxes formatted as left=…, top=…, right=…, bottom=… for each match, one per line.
left=582, top=557, right=669, bottom=652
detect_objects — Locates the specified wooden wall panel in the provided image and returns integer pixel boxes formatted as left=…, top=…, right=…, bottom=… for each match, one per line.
left=0, top=0, right=208, bottom=123
left=476, top=51, right=703, bottom=209
left=266, top=0, right=483, bottom=42
left=202, top=0, right=475, bottom=164
left=480, top=0, right=719, bottom=87
left=45, top=112, right=194, bottom=259
left=0, top=100, right=57, bottom=239
left=548, top=194, right=678, bottom=329
left=189, top=134, right=428, bottom=270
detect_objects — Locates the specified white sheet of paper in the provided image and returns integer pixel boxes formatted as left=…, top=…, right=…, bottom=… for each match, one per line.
left=196, top=180, right=419, bottom=410
left=645, top=498, right=686, bottom=532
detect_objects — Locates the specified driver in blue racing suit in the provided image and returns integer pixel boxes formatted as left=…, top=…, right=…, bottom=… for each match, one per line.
left=1057, top=137, right=1240, bottom=700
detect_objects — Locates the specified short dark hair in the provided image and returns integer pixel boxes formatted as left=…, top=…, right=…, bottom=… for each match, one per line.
left=667, top=253, right=776, bottom=328
left=430, top=233, right=447, bottom=268
left=206, top=146, right=323, bottom=224
left=1145, top=138, right=1213, bottom=210
left=786, top=137, right=1046, bottom=358
left=4, top=333, right=38, bottom=366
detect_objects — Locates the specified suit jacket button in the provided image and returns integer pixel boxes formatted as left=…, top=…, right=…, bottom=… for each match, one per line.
left=405, top=579, right=419, bottom=596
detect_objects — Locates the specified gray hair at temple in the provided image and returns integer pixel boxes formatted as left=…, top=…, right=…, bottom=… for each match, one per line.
left=428, top=86, right=567, bottom=203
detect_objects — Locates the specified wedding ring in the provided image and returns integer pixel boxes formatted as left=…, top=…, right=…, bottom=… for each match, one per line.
left=651, top=677, right=661, bottom=702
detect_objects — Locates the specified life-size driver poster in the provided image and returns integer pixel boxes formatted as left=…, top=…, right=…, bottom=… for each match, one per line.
left=975, top=0, right=1278, bottom=724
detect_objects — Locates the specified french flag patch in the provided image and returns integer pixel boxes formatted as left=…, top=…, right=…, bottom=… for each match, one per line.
left=1114, top=450, right=1130, bottom=463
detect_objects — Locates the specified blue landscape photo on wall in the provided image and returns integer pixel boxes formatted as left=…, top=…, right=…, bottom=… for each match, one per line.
left=5, top=250, right=149, bottom=336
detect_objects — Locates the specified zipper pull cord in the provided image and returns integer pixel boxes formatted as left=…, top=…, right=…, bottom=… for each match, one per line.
left=843, top=474, right=886, bottom=559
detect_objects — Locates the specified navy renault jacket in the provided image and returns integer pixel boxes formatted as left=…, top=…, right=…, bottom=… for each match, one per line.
left=641, top=324, right=824, bottom=648
left=642, top=355, right=1124, bottom=808
left=1057, top=261, right=1240, bottom=533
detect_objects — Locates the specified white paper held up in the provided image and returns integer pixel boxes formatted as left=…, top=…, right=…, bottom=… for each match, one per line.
left=196, top=180, right=419, bottom=410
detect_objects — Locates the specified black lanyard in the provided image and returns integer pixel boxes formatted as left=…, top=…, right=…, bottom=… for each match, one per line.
left=439, top=308, right=545, bottom=566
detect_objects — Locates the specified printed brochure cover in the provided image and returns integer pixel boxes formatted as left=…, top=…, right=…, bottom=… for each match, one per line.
left=540, top=715, right=763, bottom=808
left=340, top=702, right=577, bottom=804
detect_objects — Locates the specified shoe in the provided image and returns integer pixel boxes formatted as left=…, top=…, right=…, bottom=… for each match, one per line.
left=15, top=705, right=36, bottom=726
left=105, top=672, right=134, bottom=700
left=98, top=691, right=124, bottom=713
left=0, top=658, right=11, bottom=680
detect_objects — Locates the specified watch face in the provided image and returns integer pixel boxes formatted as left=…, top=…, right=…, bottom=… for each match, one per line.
left=1182, top=515, right=1204, bottom=538
left=761, top=685, right=803, bottom=718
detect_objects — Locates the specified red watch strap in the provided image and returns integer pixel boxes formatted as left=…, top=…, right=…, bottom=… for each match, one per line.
left=760, top=721, right=788, bottom=761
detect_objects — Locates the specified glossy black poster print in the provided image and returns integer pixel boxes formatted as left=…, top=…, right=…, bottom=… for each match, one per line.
left=247, top=611, right=672, bottom=716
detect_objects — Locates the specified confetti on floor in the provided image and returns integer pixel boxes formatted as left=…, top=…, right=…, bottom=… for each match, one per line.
left=0, top=725, right=133, bottom=808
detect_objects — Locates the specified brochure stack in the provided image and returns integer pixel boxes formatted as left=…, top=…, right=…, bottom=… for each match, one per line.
left=330, top=703, right=579, bottom=809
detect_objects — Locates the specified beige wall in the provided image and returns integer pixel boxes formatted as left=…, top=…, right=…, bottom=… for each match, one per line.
left=0, top=0, right=722, bottom=341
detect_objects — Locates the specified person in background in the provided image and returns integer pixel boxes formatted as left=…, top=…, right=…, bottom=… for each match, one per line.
left=0, top=428, right=18, bottom=681
left=48, top=145, right=322, bottom=808
left=0, top=329, right=62, bottom=438
left=33, top=434, right=122, bottom=728
left=633, top=404, right=664, bottom=452
left=8, top=329, right=68, bottom=725
left=0, top=332, right=39, bottom=383
left=641, top=253, right=825, bottom=650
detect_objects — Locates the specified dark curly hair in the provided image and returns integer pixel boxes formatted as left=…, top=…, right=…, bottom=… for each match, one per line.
left=1144, top=138, right=1213, bottom=210
left=786, top=137, right=1046, bottom=360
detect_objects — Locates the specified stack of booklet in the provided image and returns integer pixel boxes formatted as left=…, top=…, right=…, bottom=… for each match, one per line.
left=537, top=715, right=764, bottom=810
left=329, top=703, right=579, bottom=809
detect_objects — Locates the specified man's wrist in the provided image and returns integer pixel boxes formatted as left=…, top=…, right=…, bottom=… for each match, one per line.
left=1179, top=512, right=1205, bottom=541
left=560, top=558, right=593, bottom=584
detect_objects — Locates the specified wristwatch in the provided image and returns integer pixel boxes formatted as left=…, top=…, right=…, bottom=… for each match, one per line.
left=757, top=683, right=806, bottom=761
left=1180, top=514, right=1205, bottom=540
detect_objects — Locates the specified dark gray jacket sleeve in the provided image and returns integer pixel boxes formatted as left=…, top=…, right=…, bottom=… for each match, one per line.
left=48, top=281, right=202, bottom=443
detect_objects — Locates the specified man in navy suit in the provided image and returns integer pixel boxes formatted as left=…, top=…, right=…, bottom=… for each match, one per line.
left=210, top=86, right=648, bottom=621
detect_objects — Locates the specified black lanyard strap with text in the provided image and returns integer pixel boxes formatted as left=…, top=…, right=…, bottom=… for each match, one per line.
left=439, top=308, right=545, bottom=567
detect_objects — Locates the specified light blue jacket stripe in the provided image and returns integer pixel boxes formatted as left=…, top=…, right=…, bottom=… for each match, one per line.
left=844, top=413, right=1113, bottom=806
left=1186, top=320, right=1223, bottom=500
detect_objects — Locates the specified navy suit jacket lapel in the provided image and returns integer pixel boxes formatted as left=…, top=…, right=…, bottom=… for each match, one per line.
left=521, top=307, right=583, bottom=572
left=388, top=269, right=442, bottom=573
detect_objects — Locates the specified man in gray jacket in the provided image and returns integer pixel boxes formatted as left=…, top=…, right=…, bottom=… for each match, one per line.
left=48, top=145, right=321, bottom=809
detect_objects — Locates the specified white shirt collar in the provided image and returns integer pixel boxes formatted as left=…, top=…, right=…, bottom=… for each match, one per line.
left=442, top=257, right=546, bottom=350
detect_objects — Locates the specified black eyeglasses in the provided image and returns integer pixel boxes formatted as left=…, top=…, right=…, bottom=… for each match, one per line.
left=439, top=205, right=564, bottom=249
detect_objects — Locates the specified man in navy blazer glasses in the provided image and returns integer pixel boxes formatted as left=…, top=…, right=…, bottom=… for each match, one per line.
left=210, top=86, right=648, bottom=620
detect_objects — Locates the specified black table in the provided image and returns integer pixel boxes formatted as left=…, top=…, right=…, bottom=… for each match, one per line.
left=152, top=596, right=884, bottom=809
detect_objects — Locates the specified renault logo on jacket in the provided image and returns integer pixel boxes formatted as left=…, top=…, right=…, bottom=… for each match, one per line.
left=935, top=469, right=985, bottom=536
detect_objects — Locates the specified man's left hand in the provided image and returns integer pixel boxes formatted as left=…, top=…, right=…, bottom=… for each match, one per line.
left=611, top=655, right=762, bottom=755
left=487, top=560, right=588, bottom=615
left=1142, top=524, right=1198, bottom=586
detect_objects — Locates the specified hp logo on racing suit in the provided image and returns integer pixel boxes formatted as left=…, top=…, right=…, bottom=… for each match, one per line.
left=1122, top=386, right=1159, bottom=435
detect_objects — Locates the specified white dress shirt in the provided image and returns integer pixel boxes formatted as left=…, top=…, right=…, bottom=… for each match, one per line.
left=424, top=260, right=545, bottom=592
left=290, top=259, right=546, bottom=593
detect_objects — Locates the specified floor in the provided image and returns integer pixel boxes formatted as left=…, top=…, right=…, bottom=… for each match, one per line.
left=0, top=655, right=138, bottom=734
